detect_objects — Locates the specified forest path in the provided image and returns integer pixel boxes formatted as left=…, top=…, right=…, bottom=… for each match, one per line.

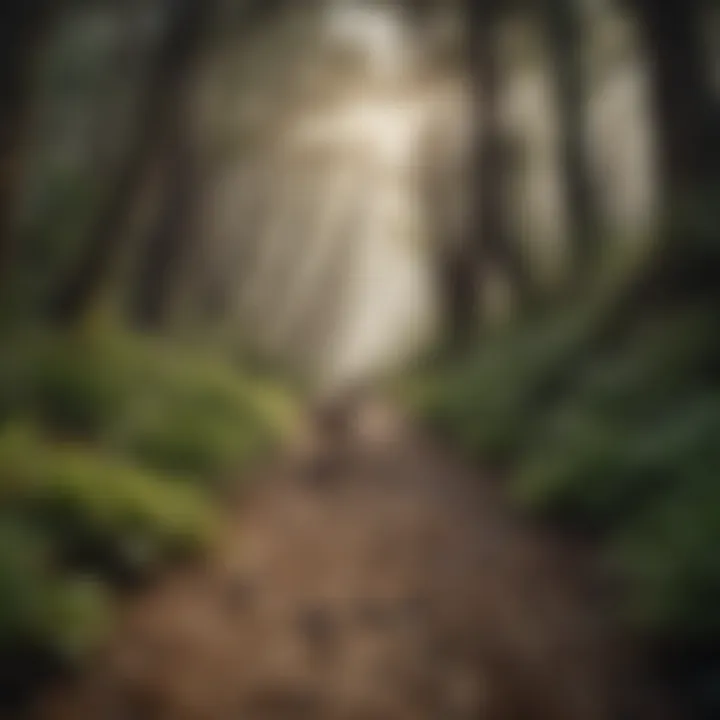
left=37, top=398, right=621, bottom=720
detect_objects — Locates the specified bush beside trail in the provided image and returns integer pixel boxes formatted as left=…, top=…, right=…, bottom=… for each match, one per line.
left=0, top=328, right=297, bottom=707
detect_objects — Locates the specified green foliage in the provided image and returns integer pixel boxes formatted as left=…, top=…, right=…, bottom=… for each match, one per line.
left=0, top=422, right=212, bottom=678
left=0, top=519, right=109, bottom=662
left=412, top=303, right=601, bottom=464
left=0, top=519, right=54, bottom=645
left=511, top=309, right=719, bottom=532
left=0, top=329, right=295, bottom=476
left=0, top=328, right=295, bottom=691
left=30, top=336, right=133, bottom=436
left=607, top=466, right=720, bottom=640
left=0, top=424, right=214, bottom=577
left=106, top=338, right=290, bottom=477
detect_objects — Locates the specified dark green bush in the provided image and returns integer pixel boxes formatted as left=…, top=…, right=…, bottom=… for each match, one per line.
left=0, top=424, right=215, bottom=578
left=412, top=305, right=599, bottom=464
left=0, top=518, right=109, bottom=663
left=606, top=452, right=720, bottom=640
left=31, top=338, right=132, bottom=437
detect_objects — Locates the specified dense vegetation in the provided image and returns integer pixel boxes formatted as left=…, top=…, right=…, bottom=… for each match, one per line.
left=0, top=327, right=295, bottom=704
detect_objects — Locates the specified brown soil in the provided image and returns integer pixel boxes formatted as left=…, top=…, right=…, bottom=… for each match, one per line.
left=34, top=399, right=630, bottom=720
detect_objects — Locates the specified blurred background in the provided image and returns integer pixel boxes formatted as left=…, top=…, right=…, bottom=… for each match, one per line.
left=0, top=0, right=719, bottom=717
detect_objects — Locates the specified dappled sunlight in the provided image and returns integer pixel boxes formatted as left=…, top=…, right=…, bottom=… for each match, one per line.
left=197, top=7, right=468, bottom=391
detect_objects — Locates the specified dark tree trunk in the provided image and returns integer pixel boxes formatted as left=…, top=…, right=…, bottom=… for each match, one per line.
left=440, top=245, right=479, bottom=344
left=631, top=0, right=720, bottom=302
left=635, top=0, right=717, bottom=204
left=419, top=87, right=478, bottom=347
left=468, top=0, right=531, bottom=318
left=130, top=111, right=198, bottom=330
left=0, top=1, right=55, bottom=288
left=541, top=0, right=599, bottom=282
left=51, top=0, right=212, bottom=324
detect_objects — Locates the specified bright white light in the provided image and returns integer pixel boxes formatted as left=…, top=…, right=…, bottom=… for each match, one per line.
left=325, top=0, right=410, bottom=75
left=290, top=95, right=424, bottom=165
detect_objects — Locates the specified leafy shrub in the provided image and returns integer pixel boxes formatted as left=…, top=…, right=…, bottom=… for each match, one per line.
left=607, top=466, right=720, bottom=640
left=0, top=424, right=215, bottom=579
left=0, top=329, right=296, bottom=479
left=0, top=327, right=295, bottom=697
left=29, top=336, right=132, bottom=437
left=107, top=340, right=286, bottom=476
left=0, top=518, right=109, bottom=664
left=514, top=395, right=720, bottom=533
left=0, top=519, right=55, bottom=646
left=412, top=306, right=599, bottom=464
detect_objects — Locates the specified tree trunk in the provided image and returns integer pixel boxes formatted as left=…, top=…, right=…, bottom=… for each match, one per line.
left=50, top=0, right=212, bottom=324
left=541, top=0, right=599, bottom=282
left=419, top=81, right=478, bottom=347
left=440, top=245, right=479, bottom=344
left=632, top=0, right=720, bottom=301
left=0, top=2, right=55, bottom=289
left=130, top=115, right=198, bottom=330
left=468, top=0, right=531, bottom=319
left=635, top=0, right=717, bottom=205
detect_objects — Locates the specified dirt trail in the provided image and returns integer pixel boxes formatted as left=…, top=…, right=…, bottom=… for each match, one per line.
left=36, top=399, right=626, bottom=720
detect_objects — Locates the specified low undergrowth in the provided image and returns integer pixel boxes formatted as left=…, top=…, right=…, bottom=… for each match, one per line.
left=0, top=327, right=296, bottom=707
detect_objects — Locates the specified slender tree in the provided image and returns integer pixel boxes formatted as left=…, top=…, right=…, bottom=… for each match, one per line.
left=635, top=0, right=718, bottom=201
left=420, top=94, right=476, bottom=345
left=632, top=0, right=720, bottom=299
left=51, top=0, right=214, bottom=323
left=540, top=0, right=599, bottom=283
left=129, top=82, right=199, bottom=329
left=468, top=0, right=531, bottom=319
left=0, top=1, right=57, bottom=287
